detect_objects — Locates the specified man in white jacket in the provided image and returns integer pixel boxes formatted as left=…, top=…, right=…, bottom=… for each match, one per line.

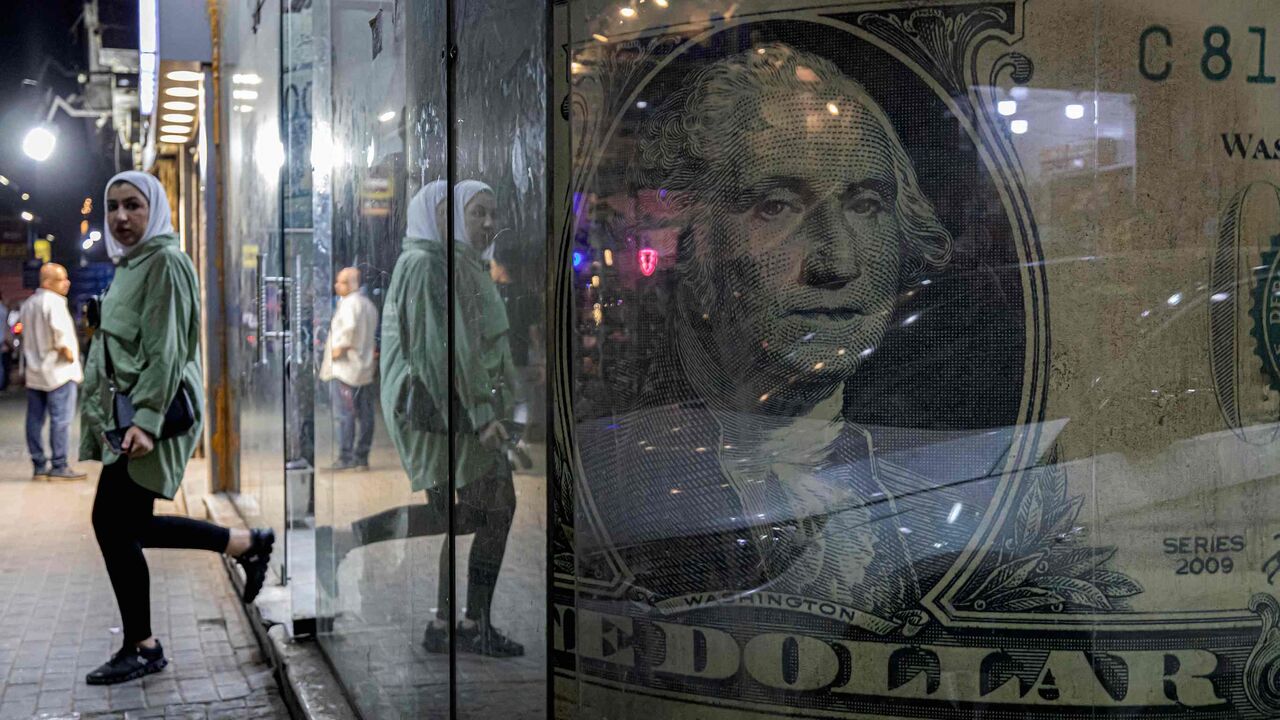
left=320, top=267, right=379, bottom=470
left=22, top=264, right=85, bottom=480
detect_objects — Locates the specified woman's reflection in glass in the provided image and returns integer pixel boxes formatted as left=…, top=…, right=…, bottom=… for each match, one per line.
left=319, top=179, right=525, bottom=658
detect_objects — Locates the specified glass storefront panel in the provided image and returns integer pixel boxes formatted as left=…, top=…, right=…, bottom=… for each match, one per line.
left=314, top=0, right=454, bottom=717
left=218, top=0, right=1280, bottom=717
left=552, top=0, right=1280, bottom=718
left=221, top=0, right=287, bottom=583
left=452, top=0, right=549, bottom=714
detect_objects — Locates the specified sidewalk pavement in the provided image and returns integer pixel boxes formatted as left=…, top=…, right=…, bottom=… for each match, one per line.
left=0, top=393, right=288, bottom=719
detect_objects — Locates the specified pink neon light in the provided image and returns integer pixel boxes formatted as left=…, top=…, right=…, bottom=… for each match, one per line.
left=638, top=248, right=659, bottom=277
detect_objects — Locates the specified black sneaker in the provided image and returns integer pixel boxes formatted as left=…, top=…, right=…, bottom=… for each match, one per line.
left=86, top=642, right=167, bottom=685
left=236, top=528, right=275, bottom=603
left=422, top=621, right=449, bottom=653
left=32, top=466, right=48, bottom=481
left=457, top=621, right=525, bottom=658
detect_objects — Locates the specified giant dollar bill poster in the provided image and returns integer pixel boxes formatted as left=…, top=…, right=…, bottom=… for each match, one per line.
left=550, top=0, right=1280, bottom=716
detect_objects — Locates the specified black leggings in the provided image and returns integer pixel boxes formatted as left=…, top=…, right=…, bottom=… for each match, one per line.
left=92, top=460, right=231, bottom=644
left=352, top=459, right=516, bottom=623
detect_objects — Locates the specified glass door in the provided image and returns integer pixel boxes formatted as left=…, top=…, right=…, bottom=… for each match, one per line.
left=223, top=0, right=287, bottom=586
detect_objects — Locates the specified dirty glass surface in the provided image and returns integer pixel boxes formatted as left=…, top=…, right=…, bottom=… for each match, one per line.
left=312, top=0, right=454, bottom=718
left=552, top=1, right=1280, bottom=718
left=220, top=0, right=287, bottom=584
left=452, top=0, right=549, bottom=715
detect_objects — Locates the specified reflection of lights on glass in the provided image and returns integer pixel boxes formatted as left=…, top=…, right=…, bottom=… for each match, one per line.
left=947, top=502, right=962, bottom=524
left=162, top=113, right=195, bottom=123
left=638, top=248, right=659, bottom=276
left=1167, top=292, right=1183, bottom=306
left=89, top=231, right=101, bottom=241
left=20, top=193, right=29, bottom=201
left=0, top=176, right=8, bottom=185
left=899, top=527, right=912, bottom=535
left=163, top=100, right=197, bottom=111
left=932, top=542, right=944, bottom=549
left=620, top=6, right=636, bottom=17
left=570, top=62, right=585, bottom=74
left=160, top=125, right=190, bottom=134
left=635, top=100, right=648, bottom=109
left=826, top=102, right=840, bottom=116
left=232, top=89, right=258, bottom=100
left=82, top=239, right=93, bottom=250
left=670, top=488, right=681, bottom=495
left=232, top=73, right=263, bottom=85
left=166, top=70, right=203, bottom=82
left=166, top=86, right=200, bottom=98
left=591, top=275, right=601, bottom=288
left=255, top=124, right=285, bottom=180
left=159, top=134, right=189, bottom=144
left=20, top=211, right=33, bottom=222
left=235, top=105, right=254, bottom=113
left=572, top=251, right=587, bottom=270
left=1141, top=309, right=1152, bottom=318
left=593, top=303, right=603, bottom=326
left=1065, top=103, right=1085, bottom=120
left=860, top=347, right=874, bottom=358
left=758, top=393, right=769, bottom=402
left=311, top=121, right=343, bottom=174
left=1010, top=86, right=1029, bottom=100
left=654, top=0, right=668, bottom=6
left=903, top=314, right=919, bottom=326
left=378, top=110, right=396, bottom=123
left=836, top=348, right=846, bottom=356
left=813, top=362, right=825, bottom=370
left=604, top=249, right=614, bottom=266
left=920, top=278, right=931, bottom=285
left=1010, top=119, right=1029, bottom=134
left=1211, top=292, right=1230, bottom=303
left=592, top=33, right=609, bottom=43
left=997, top=100, right=1017, bottom=116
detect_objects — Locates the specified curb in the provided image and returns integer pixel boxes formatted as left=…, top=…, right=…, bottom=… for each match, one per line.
left=204, top=493, right=359, bottom=720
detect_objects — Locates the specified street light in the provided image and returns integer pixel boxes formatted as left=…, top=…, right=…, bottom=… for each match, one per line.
left=22, top=126, right=56, bottom=162
left=23, top=96, right=110, bottom=162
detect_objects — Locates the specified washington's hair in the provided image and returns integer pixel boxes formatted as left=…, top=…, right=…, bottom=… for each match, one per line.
left=630, top=43, right=952, bottom=281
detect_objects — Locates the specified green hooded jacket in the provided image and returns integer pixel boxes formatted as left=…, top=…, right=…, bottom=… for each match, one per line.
left=80, top=234, right=204, bottom=499
left=380, top=238, right=519, bottom=493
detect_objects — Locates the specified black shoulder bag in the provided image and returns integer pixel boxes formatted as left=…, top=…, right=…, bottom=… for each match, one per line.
left=103, top=335, right=196, bottom=445
left=392, top=301, right=449, bottom=433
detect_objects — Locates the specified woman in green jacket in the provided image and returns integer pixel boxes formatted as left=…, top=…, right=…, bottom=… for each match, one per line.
left=80, top=171, right=274, bottom=686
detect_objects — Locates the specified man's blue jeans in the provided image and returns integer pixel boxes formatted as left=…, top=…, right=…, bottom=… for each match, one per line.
left=332, top=380, right=375, bottom=465
left=27, top=382, right=77, bottom=471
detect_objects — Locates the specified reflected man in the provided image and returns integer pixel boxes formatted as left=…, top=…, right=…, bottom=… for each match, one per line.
left=320, top=266, right=379, bottom=471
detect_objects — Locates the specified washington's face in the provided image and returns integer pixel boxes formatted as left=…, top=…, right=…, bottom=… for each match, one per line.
left=687, top=91, right=904, bottom=383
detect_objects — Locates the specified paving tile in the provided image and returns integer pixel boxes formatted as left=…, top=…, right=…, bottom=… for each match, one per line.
left=0, top=398, right=287, bottom=720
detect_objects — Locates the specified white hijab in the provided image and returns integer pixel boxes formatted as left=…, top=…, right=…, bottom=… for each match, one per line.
left=454, top=179, right=496, bottom=261
left=406, top=179, right=448, bottom=242
left=104, top=171, right=175, bottom=263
